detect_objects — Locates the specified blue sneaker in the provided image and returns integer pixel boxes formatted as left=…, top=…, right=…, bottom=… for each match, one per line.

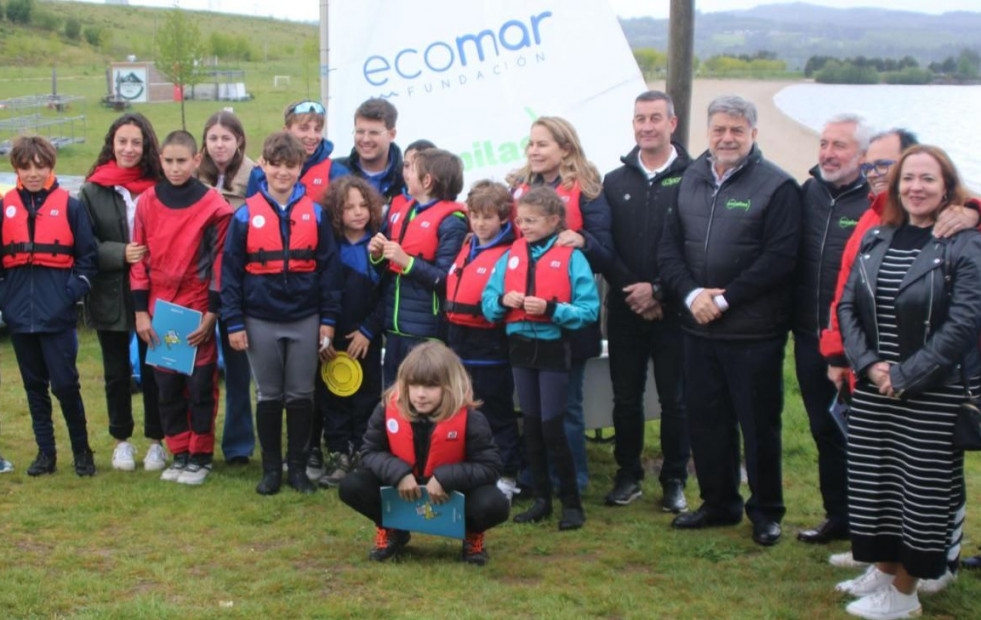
left=0, top=455, right=13, bottom=474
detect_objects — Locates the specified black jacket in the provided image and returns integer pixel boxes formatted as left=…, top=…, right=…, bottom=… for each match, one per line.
left=793, top=168, right=870, bottom=335
left=658, top=145, right=802, bottom=339
left=838, top=226, right=981, bottom=396
left=603, top=142, right=691, bottom=307
left=359, top=404, right=501, bottom=491
left=336, top=143, right=405, bottom=203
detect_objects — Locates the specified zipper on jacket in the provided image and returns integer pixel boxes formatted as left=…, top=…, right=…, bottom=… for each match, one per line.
left=814, top=181, right=865, bottom=336
left=923, top=266, right=935, bottom=345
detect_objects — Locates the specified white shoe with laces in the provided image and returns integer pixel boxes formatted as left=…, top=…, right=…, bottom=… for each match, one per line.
left=845, top=584, right=921, bottom=619
left=830, top=551, right=870, bottom=569
left=111, top=441, right=136, bottom=471
left=177, top=462, right=212, bottom=485
left=143, top=444, right=167, bottom=471
left=496, top=477, right=521, bottom=503
left=836, top=565, right=894, bottom=597
left=917, top=569, right=955, bottom=595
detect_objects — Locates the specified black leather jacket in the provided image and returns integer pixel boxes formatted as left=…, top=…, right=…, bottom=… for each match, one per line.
left=838, top=225, right=981, bottom=396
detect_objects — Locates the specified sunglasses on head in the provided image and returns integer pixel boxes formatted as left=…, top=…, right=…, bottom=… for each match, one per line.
left=288, top=101, right=326, bottom=116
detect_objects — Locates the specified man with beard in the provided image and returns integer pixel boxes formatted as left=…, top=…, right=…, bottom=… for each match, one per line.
left=794, top=113, right=872, bottom=545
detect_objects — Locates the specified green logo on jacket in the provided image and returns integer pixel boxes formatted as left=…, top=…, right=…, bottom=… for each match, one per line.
left=725, top=198, right=751, bottom=211
left=661, top=176, right=682, bottom=187
left=839, top=217, right=858, bottom=229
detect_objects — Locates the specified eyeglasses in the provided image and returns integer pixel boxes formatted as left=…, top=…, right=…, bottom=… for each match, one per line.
left=514, top=216, right=545, bottom=226
left=287, top=101, right=325, bottom=116
left=860, top=159, right=897, bottom=175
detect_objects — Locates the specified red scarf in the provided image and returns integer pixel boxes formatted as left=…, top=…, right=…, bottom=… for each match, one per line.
left=86, top=160, right=155, bottom=195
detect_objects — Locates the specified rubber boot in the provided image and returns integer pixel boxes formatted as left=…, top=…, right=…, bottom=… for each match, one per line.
left=286, top=399, right=315, bottom=494
left=255, top=400, right=283, bottom=495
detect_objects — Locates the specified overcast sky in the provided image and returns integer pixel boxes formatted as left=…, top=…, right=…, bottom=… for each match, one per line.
left=72, top=0, right=981, bottom=23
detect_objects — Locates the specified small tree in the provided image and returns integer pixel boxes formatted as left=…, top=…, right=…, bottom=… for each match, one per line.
left=156, top=8, right=204, bottom=130
left=6, top=0, right=33, bottom=24
left=65, top=17, right=81, bottom=41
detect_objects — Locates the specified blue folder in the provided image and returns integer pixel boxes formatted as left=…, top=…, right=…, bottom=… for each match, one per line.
left=144, top=300, right=201, bottom=376
left=380, top=486, right=466, bottom=540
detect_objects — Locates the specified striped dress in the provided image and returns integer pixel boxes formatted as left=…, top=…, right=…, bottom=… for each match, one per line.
left=848, top=226, right=966, bottom=579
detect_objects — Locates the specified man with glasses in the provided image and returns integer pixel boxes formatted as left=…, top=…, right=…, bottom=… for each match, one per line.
left=246, top=100, right=350, bottom=203
left=337, top=98, right=405, bottom=202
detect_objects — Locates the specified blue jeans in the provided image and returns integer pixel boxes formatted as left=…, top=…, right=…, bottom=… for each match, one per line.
left=219, top=320, right=255, bottom=460
left=563, top=360, right=589, bottom=490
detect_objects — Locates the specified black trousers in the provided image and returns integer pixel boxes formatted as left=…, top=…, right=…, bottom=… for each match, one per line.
left=155, top=363, right=218, bottom=456
left=607, top=302, right=689, bottom=485
left=96, top=330, right=163, bottom=441
left=11, top=330, right=90, bottom=456
left=338, top=469, right=510, bottom=533
left=468, top=363, right=520, bottom=478
left=683, top=332, right=787, bottom=524
left=793, top=330, right=848, bottom=523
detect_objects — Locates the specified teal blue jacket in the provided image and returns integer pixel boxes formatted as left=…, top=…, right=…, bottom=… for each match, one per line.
left=481, top=234, right=599, bottom=340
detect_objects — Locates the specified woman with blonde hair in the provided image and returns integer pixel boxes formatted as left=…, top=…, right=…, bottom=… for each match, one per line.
left=338, top=341, right=509, bottom=565
left=508, top=116, right=614, bottom=492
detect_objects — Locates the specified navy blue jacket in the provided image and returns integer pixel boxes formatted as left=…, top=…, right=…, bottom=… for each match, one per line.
left=336, top=142, right=405, bottom=203
left=374, top=199, right=468, bottom=340
left=335, top=231, right=384, bottom=342
left=447, top=223, right=516, bottom=365
left=0, top=182, right=97, bottom=333
left=244, top=139, right=351, bottom=199
left=221, top=182, right=341, bottom=333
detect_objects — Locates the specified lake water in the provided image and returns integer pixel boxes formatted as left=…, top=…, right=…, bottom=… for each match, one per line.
left=773, top=83, right=981, bottom=192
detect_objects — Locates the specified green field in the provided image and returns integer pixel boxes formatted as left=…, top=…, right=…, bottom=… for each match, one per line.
left=0, top=327, right=980, bottom=618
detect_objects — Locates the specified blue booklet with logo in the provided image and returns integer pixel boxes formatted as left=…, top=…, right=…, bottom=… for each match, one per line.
left=144, top=300, right=201, bottom=376
left=380, top=486, right=466, bottom=540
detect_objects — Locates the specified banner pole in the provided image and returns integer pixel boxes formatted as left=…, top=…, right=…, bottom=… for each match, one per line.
left=319, top=0, right=329, bottom=110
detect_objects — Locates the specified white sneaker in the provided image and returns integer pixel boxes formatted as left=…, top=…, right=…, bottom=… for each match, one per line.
left=0, top=456, right=13, bottom=473
left=836, top=565, right=894, bottom=597
left=496, top=477, right=521, bottom=503
left=111, top=441, right=136, bottom=471
left=160, top=455, right=189, bottom=482
left=845, top=585, right=921, bottom=619
left=143, top=444, right=167, bottom=471
left=917, top=569, right=955, bottom=595
left=831, top=551, right=870, bottom=569
left=177, top=462, right=212, bottom=485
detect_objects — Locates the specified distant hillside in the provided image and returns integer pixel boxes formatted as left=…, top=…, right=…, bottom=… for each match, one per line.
left=0, top=0, right=316, bottom=67
left=620, top=2, right=981, bottom=71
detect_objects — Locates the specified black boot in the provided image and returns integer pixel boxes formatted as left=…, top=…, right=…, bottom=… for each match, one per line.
left=255, top=400, right=283, bottom=494
left=256, top=453, right=283, bottom=495
left=513, top=497, right=553, bottom=523
left=543, top=416, right=583, bottom=529
left=286, top=399, right=315, bottom=494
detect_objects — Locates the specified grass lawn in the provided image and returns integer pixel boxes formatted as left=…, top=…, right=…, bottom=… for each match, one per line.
left=0, top=326, right=979, bottom=618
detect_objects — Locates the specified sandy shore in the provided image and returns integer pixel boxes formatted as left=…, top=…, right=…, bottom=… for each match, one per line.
left=648, top=78, right=818, bottom=183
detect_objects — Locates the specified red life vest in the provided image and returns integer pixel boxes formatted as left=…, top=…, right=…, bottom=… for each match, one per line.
left=300, top=158, right=332, bottom=204
left=502, top=238, right=573, bottom=324
left=513, top=180, right=583, bottom=231
left=244, top=194, right=318, bottom=275
left=385, top=395, right=468, bottom=478
left=385, top=198, right=466, bottom=274
left=1, top=188, right=74, bottom=269
left=445, top=238, right=509, bottom=328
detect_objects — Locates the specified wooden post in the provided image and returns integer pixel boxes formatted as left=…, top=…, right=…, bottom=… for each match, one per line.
left=667, top=0, right=695, bottom=150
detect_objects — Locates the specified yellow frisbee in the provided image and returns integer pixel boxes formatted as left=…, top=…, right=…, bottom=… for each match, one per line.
left=321, top=352, right=363, bottom=396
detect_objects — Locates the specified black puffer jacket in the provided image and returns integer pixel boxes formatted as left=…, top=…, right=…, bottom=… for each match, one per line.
left=359, top=404, right=501, bottom=490
left=839, top=226, right=981, bottom=396
left=793, top=168, right=870, bottom=336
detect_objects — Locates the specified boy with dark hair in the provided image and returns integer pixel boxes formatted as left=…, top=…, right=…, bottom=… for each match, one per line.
left=222, top=131, right=342, bottom=495
left=1, top=135, right=98, bottom=476
left=133, top=130, right=233, bottom=485
left=337, top=98, right=405, bottom=201
left=445, top=180, right=521, bottom=500
left=246, top=100, right=350, bottom=203
left=368, top=148, right=468, bottom=384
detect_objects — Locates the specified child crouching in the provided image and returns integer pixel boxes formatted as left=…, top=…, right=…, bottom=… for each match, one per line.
left=338, top=341, right=509, bottom=565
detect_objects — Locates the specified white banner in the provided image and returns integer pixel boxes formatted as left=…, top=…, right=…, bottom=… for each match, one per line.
left=326, top=0, right=646, bottom=189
